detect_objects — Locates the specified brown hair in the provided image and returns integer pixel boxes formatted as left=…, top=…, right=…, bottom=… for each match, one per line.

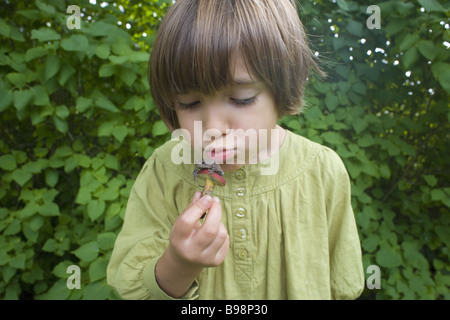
left=149, top=0, right=322, bottom=130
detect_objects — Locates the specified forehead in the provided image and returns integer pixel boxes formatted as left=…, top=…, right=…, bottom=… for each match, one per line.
left=230, top=56, right=260, bottom=85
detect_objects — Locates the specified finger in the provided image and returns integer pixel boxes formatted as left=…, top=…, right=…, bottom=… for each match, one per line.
left=185, top=191, right=202, bottom=210
left=212, top=232, right=230, bottom=266
left=179, top=195, right=214, bottom=229
left=200, top=197, right=223, bottom=240
left=199, top=222, right=229, bottom=266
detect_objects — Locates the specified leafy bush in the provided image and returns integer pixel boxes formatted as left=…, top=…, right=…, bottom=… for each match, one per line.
left=0, top=0, right=171, bottom=299
left=0, top=0, right=448, bottom=299
left=282, top=0, right=449, bottom=299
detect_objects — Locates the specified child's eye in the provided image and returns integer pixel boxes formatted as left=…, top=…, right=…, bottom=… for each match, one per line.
left=230, top=96, right=257, bottom=107
left=177, top=101, right=200, bottom=110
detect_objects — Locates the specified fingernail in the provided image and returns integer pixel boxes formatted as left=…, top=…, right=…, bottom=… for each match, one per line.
left=194, top=191, right=201, bottom=200
left=213, top=196, right=220, bottom=203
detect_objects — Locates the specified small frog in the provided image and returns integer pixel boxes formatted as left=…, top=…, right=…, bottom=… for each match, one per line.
left=193, top=160, right=224, bottom=181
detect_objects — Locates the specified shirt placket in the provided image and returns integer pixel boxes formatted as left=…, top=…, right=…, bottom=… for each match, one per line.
left=231, top=168, right=253, bottom=283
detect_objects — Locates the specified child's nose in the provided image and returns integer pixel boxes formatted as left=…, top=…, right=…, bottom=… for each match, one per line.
left=203, top=104, right=228, bottom=139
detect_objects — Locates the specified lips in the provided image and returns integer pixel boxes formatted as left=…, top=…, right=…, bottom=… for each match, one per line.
left=206, top=148, right=235, bottom=163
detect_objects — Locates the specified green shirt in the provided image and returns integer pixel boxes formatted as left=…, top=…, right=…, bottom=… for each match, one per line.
left=107, top=130, right=364, bottom=299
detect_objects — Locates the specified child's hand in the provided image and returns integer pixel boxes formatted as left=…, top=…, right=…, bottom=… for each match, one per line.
left=168, top=191, right=230, bottom=269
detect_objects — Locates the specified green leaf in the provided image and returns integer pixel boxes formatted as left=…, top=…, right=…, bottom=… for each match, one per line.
left=53, top=116, right=68, bottom=134
left=9, top=253, right=26, bottom=269
left=56, top=105, right=70, bottom=120
left=417, top=40, right=437, bottom=61
left=417, top=0, right=445, bottom=12
left=332, top=37, right=346, bottom=51
left=112, top=125, right=128, bottom=142
left=4, top=219, right=21, bottom=235
left=42, top=238, right=58, bottom=252
left=13, top=89, right=33, bottom=112
left=402, top=47, right=419, bottom=68
left=336, top=0, right=349, bottom=11
left=352, top=118, right=368, bottom=134
left=402, top=242, right=428, bottom=271
left=31, top=28, right=61, bottom=42
left=36, top=280, right=71, bottom=300
left=25, top=47, right=48, bottom=62
left=7, top=72, right=27, bottom=88
left=431, top=189, right=447, bottom=203
left=431, top=62, right=450, bottom=94
left=423, top=175, right=438, bottom=187
left=87, top=199, right=106, bottom=221
left=38, top=202, right=60, bottom=216
left=55, top=146, right=73, bottom=158
left=325, top=94, right=339, bottom=111
left=346, top=20, right=363, bottom=37
left=0, top=18, right=10, bottom=37
left=97, top=186, right=119, bottom=201
left=0, top=89, right=13, bottom=112
left=89, top=21, right=118, bottom=37
left=45, top=170, right=59, bottom=187
left=357, top=134, right=374, bottom=147
left=12, top=168, right=32, bottom=186
left=97, top=232, right=117, bottom=250
left=35, top=0, right=56, bottom=16
left=379, top=164, right=391, bottom=179
left=104, top=154, right=119, bottom=171
left=398, top=33, right=419, bottom=52
left=58, top=64, right=76, bottom=86
left=99, top=63, right=115, bottom=78
left=95, top=43, right=111, bottom=59
left=76, top=97, right=93, bottom=113
left=29, top=216, right=44, bottom=231
left=376, top=244, right=402, bottom=268
left=89, top=257, right=107, bottom=282
left=31, top=85, right=50, bottom=106
left=75, top=188, right=92, bottom=205
left=120, top=68, right=137, bottom=86
left=128, top=51, right=150, bottom=62
left=0, top=154, right=17, bottom=171
left=322, top=131, right=342, bottom=145
left=152, top=120, right=169, bottom=137
left=72, top=241, right=99, bottom=262
left=44, top=55, right=61, bottom=81
left=61, top=34, right=89, bottom=52
left=83, top=281, right=111, bottom=300
left=95, top=96, right=119, bottom=113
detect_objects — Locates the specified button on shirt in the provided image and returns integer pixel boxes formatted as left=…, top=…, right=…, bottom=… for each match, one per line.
left=107, top=130, right=365, bottom=300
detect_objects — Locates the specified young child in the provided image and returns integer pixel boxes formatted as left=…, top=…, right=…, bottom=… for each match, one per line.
left=107, top=0, right=364, bottom=300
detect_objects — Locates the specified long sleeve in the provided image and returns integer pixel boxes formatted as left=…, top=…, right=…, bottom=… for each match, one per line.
left=106, top=150, right=199, bottom=300
left=321, top=148, right=365, bottom=299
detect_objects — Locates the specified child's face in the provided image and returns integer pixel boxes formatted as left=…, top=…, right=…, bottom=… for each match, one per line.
left=174, top=57, right=283, bottom=172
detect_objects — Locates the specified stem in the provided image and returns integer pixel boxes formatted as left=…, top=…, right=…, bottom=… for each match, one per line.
left=201, top=177, right=215, bottom=197
left=200, top=177, right=215, bottom=219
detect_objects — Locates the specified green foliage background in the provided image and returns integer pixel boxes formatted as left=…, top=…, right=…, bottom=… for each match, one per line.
left=0, top=0, right=448, bottom=299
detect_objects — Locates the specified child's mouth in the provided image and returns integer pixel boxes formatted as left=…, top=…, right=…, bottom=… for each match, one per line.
left=207, top=148, right=235, bottom=163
